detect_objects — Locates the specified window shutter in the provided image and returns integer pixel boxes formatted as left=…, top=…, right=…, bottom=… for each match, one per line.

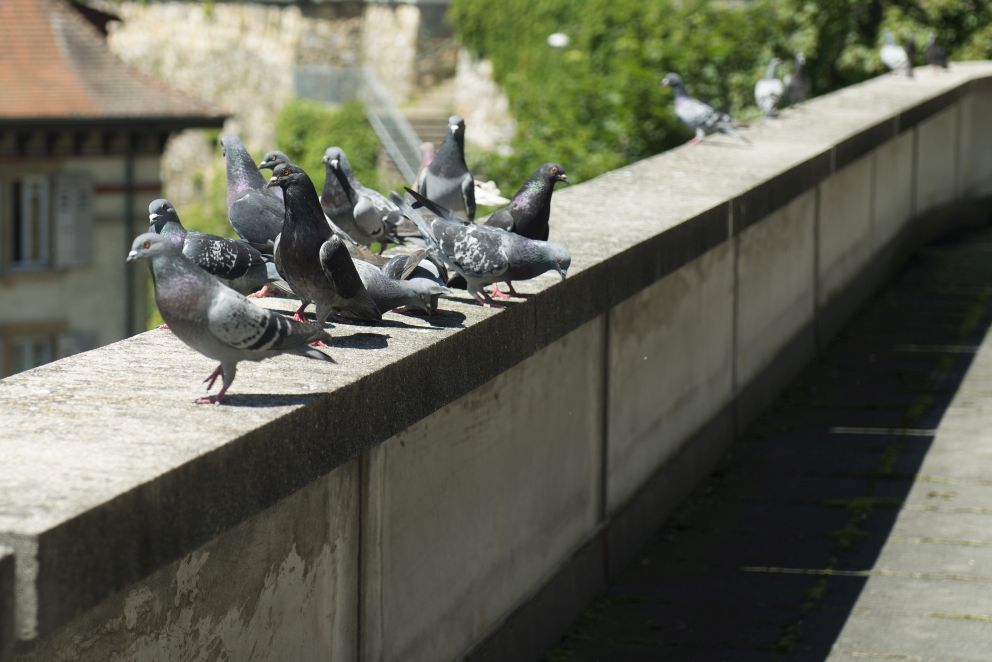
left=53, top=172, right=94, bottom=268
left=20, top=174, right=50, bottom=266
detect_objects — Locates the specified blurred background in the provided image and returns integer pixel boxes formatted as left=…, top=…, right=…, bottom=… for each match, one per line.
left=2, top=0, right=991, bottom=377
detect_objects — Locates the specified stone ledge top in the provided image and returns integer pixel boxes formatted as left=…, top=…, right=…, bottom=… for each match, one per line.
left=1, top=62, right=990, bottom=640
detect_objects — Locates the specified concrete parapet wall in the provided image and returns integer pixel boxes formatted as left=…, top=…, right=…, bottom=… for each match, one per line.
left=3, top=64, right=992, bottom=661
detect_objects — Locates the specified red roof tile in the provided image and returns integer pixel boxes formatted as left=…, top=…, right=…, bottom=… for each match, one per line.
left=0, top=0, right=225, bottom=122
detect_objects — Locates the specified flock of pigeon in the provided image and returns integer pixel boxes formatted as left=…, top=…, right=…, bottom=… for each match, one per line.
left=129, top=33, right=952, bottom=404
left=663, top=32, right=949, bottom=144
left=127, top=116, right=571, bottom=403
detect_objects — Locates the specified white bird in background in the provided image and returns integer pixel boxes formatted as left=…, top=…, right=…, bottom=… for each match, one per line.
left=881, top=29, right=913, bottom=78
left=755, top=57, right=785, bottom=117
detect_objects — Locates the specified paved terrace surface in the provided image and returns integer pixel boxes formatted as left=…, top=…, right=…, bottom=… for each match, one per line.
left=547, top=222, right=992, bottom=661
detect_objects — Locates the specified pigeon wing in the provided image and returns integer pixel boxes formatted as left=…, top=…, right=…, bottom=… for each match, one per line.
left=184, top=233, right=262, bottom=280
left=207, top=287, right=320, bottom=352
left=319, top=237, right=382, bottom=319
left=436, top=223, right=509, bottom=280
left=461, top=172, right=476, bottom=220
left=676, top=96, right=719, bottom=130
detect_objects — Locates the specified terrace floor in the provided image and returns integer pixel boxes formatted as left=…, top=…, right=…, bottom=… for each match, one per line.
left=546, top=220, right=992, bottom=661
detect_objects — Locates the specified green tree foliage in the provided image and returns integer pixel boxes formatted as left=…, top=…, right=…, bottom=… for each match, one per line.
left=275, top=98, right=383, bottom=192
left=451, top=0, right=992, bottom=189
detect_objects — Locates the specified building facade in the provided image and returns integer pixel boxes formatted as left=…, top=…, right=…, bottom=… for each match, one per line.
left=0, top=0, right=225, bottom=377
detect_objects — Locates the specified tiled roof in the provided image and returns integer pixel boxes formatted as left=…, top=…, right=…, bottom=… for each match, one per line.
left=0, top=0, right=225, bottom=123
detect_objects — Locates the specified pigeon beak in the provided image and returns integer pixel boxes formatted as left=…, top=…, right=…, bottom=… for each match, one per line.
left=257, top=161, right=267, bottom=170
left=449, top=125, right=458, bottom=134
left=559, top=174, right=569, bottom=184
left=266, top=176, right=279, bottom=189
left=556, top=267, right=567, bottom=281
left=330, top=159, right=339, bottom=170
left=126, top=250, right=139, bottom=263
left=148, top=213, right=160, bottom=223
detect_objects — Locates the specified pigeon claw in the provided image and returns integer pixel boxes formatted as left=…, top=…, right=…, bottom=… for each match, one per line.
left=194, top=395, right=224, bottom=405
left=309, top=340, right=330, bottom=349
left=490, top=286, right=511, bottom=300
left=203, top=365, right=224, bottom=391
left=158, top=323, right=170, bottom=330
left=248, top=284, right=275, bottom=299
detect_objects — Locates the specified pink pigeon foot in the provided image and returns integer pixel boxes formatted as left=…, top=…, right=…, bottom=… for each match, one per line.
left=291, top=303, right=308, bottom=323
left=158, top=323, right=170, bottom=330
left=202, top=364, right=224, bottom=391
left=309, top=340, right=330, bottom=348
left=490, top=286, right=511, bottom=300
left=248, top=284, right=275, bottom=298
left=688, top=136, right=703, bottom=145
left=195, top=394, right=225, bottom=405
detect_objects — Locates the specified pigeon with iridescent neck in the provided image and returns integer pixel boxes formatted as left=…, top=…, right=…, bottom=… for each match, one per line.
left=127, top=233, right=332, bottom=405
left=415, top=115, right=476, bottom=220
left=148, top=198, right=282, bottom=296
left=221, top=135, right=283, bottom=251
left=268, top=163, right=381, bottom=325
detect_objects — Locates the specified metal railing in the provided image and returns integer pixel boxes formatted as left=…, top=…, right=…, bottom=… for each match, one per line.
left=358, top=66, right=422, bottom=182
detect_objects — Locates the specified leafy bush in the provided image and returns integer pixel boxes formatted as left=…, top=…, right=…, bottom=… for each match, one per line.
left=275, top=98, right=383, bottom=191
left=451, top=0, right=992, bottom=189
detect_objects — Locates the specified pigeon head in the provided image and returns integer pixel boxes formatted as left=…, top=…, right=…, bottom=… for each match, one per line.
left=548, top=242, right=571, bottom=280
left=148, top=198, right=177, bottom=226
left=219, top=134, right=243, bottom=159
left=258, top=150, right=291, bottom=171
left=447, top=115, right=466, bottom=137
left=126, top=232, right=180, bottom=263
left=407, top=280, right=450, bottom=314
left=266, top=163, right=309, bottom=190
left=541, top=163, right=568, bottom=185
left=321, top=146, right=353, bottom=174
left=661, top=73, right=686, bottom=94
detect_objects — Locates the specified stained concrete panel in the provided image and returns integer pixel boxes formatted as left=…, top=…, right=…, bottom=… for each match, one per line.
left=736, top=190, right=816, bottom=390
left=872, top=130, right=915, bottom=251
left=12, top=461, right=360, bottom=662
left=817, top=153, right=875, bottom=308
left=915, top=105, right=959, bottom=214
left=958, top=87, right=992, bottom=198
left=361, top=319, right=604, bottom=662
left=606, top=243, right=734, bottom=512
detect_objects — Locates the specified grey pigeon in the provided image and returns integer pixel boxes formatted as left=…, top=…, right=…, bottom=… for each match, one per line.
left=905, top=35, right=918, bottom=68
left=148, top=198, right=283, bottom=296
left=267, top=163, right=382, bottom=325
left=881, top=29, right=913, bottom=77
left=754, top=58, right=784, bottom=117
left=395, top=188, right=570, bottom=306
left=926, top=32, right=948, bottom=69
left=221, top=135, right=283, bottom=250
left=382, top=249, right=449, bottom=313
left=327, top=147, right=401, bottom=249
left=784, top=53, right=811, bottom=105
left=320, top=146, right=391, bottom=247
left=661, top=73, right=749, bottom=145
left=415, top=115, right=476, bottom=220
left=351, top=258, right=449, bottom=316
left=258, top=150, right=294, bottom=171
left=127, top=232, right=332, bottom=404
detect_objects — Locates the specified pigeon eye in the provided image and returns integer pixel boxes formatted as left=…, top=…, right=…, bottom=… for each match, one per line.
left=142, top=241, right=151, bottom=249
left=550, top=166, right=559, bottom=175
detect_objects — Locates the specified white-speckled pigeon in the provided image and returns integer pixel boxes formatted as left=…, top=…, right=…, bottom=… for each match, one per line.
left=351, top=258, right=449, bottom=316
left=221, top=135, right=283, bottom=250
left=784, top=53, right=811, bottom=105
left=395, top=188, right=570, bottom=306
left=127, top=232, right=332, bottom=404
left=881, top=29, right=913, bottom=77
left=382, top=249, right=449, bottom=313
left=926, top=33, right=948, bottom=69
left=415, top=115, right=476, bottom=220
left=754, top=58, right=784, bottom=117
left=661, top=73, right=749, bottom=145
left=267, top=163, right=382, bottom=324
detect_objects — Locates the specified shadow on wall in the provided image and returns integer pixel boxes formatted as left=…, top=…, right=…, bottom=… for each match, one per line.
left=547, top=219, right=992, bottom=659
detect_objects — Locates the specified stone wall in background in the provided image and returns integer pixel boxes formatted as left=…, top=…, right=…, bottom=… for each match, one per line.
left=454, top=51, right=516, bottom=155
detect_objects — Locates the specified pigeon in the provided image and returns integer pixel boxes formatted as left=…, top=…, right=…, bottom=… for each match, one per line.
left=328, top=147, right=402, bottom=250
left=267, top=162, right=382, bottom=325
left=415, top=115, right=476, bottom=220
left=382, top=249, right=449, bottom=313
left=395, top=188, right=571, bottom=306
left=486, top=163, right=568, bottom=240
left=320, top=146, right=393, bottom=248
left=926, top=32, right=948, bottom=69
left=905, top=35, right=918, bottom=68
left=147, top=198, right=283, bottom=296
left=881, top=29, right=913, bottom=77
left=754, top=57, right=785, bottom=117
left=221, top=135, right=284, bottom=250
left=351, top=258, right=449, bottom=316
left=784, top=53, right=811, bottom=105
left=126, top=232, right=332, bottom=404
left=258, top=150, right=294, bottom=171
left=661, top=73, right=749, bottom=145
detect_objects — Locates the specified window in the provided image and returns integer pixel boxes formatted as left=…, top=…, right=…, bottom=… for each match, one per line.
left=8, top=335, right=55, bottom=376
left=12, top=174, right=51, bottom=268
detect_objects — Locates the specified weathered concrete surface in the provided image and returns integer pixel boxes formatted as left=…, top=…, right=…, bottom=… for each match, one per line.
left=361, top=319, right=603, bottom=662
left=3, top=63, right=992, bottom=660
left=546, top=222, right=992, bottom=662
left=915, top=105, right=959, bottom=215
left=13, top=461, right=359, bottom=662
left=872, top=130, right=915, bottom=253
left=607, top=244, right=734, bottom=512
